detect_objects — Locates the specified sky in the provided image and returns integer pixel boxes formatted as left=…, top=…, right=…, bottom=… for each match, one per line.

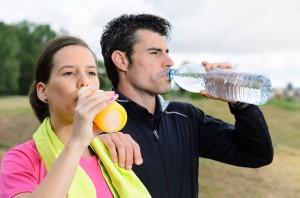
left=0, top=0, right=299, bottom=88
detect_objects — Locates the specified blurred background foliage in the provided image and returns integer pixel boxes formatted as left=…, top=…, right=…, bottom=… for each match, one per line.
left=0, top=21, right=56, bottom=95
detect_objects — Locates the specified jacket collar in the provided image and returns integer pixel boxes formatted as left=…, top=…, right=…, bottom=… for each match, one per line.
left=114, top=89, right=169, bottom=115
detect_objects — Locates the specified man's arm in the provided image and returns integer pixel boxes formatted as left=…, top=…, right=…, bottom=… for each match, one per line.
left=198, top=104, right=273, bottom=168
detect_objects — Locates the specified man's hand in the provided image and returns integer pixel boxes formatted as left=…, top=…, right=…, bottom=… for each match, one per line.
left=201, top=61, right=232, bottom=71
left=200, top=61, right=237, bottom=104
left=98, top=132, right=143, bottom=169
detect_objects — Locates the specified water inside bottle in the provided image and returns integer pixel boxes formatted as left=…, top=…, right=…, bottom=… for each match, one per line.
left=173, top=72, right=206, bottom=93
left=169, top=65, right=207, bottom=93
left=205, top=70, right=272, bottom=105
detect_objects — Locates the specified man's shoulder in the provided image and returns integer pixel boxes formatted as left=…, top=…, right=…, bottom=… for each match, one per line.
left=165, top=100, right=204, bottom=118
left=167, top=100, right=198, bottom=111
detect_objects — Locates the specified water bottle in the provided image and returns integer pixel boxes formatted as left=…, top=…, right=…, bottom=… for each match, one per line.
left=168, top=63, right=272, bottom=105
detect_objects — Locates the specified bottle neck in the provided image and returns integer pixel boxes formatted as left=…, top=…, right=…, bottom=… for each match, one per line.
left=168, top=68, right=176, bottom=80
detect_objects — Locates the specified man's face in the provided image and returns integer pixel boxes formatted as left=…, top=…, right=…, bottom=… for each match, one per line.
left=126, top=29, right=174, bottom=95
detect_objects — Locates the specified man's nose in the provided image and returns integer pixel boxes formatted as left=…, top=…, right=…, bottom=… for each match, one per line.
left=165, top=54, right=174, bottom=67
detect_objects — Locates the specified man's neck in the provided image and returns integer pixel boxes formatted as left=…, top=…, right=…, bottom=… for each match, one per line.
left=118, top=85, right=156, bottom=114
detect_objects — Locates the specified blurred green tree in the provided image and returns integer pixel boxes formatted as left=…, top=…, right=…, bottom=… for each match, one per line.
left=97, top=60, right=113, bottom=90
left=0, top=21, right=56, bottom=95
left=15, top=21, right=56, bottom=94
left=0, top=23, right=20, bottom=95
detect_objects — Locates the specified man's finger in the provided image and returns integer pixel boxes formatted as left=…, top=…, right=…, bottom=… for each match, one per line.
left=127, top=136, right=143, bottom=165
left=98, top=134, right=118, bottom=163
left=109, top=133, right=126, bottom=168
left=118, top=134, right=134, bottom=169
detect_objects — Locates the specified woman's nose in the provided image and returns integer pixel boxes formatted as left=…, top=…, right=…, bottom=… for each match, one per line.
left=77, top=73, right=89, bottom=88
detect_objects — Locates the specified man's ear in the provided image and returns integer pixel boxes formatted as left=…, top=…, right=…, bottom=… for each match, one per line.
left=111, top=50, right=129, bottom=71
left=36, top=82, right=48, bottom=103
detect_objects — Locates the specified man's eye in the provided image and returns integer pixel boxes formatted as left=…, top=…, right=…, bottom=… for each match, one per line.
left=150, top=51, right=158, bottom=55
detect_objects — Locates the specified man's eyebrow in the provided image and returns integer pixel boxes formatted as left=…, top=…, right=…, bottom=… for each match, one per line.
left=147, top=48, right=162, bottom=52
left=147, top=48, right=169, bottom=53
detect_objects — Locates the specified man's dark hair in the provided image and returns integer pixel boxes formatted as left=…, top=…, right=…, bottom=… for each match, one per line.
left=100, top=14, right=172, bottom=88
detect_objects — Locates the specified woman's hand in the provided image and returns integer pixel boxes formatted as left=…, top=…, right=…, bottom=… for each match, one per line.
left=98, top=132, right=143, bottom=169
left=71, top=87, right=118, bottom=147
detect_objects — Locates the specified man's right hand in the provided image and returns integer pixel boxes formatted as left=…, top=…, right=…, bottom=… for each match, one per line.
left=98, top=132, right=143, bottom=170
left=200, top=61, right=236, bottom=103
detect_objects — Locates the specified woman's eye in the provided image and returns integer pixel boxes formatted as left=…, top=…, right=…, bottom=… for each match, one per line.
left=63, top=72, right=74, bottom=76
left=88, top=72, right=97, bottom=76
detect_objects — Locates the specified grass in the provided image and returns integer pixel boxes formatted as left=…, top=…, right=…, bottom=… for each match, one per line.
left=0, top=96, right=33, bottom=116
left=261, top=103, right=300, bottom=151
left=0, top=142, right=10, bottom=149
left=1, top=96, right=300, bottom=197
left=267, top=98, right=300, bottom=112
left=0, top=96, right=39, bottom=152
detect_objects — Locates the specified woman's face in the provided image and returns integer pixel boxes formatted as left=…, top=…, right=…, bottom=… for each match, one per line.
left=38, top=45, right=99, bottom=123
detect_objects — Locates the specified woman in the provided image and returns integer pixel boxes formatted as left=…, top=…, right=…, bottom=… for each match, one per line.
left=0, top=36, right=148, bottom=198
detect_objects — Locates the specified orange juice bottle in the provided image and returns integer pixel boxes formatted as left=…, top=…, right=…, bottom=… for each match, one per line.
left=78, top=88, right=127, bottom=133
left=93, top=100, right=127, bottom=132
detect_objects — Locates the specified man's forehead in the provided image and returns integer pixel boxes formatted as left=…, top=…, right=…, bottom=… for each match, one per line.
left=135, top=29, right=166, bottom=41
left=134, top=29, right=168, bottom=48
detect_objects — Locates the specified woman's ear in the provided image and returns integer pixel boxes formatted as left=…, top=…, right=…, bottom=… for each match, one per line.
left=36, top=82, right=48, bottom=103
left=111, top=50, right=129, bottom=71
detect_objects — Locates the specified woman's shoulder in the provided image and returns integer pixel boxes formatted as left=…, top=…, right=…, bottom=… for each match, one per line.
left=1, top=141, right=47, bottom=197
left=12, top=139, right=37, bottom=150
left=5, top=139, right=38, bottom=154
left=1, top=139, right=46, bottom=181
left=2, top=140, right=42, bottom=166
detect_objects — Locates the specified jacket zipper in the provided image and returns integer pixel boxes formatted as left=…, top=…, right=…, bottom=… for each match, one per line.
left=152, top=127, right=170, bottom=198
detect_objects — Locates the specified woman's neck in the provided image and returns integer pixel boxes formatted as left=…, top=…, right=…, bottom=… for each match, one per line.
left=49, top=116, right=72, bottom=144
left=49, top=116, right=94, bottom=157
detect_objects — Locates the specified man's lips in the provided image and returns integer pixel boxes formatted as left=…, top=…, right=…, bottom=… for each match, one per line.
left=159, top=69, right=171, bottom=80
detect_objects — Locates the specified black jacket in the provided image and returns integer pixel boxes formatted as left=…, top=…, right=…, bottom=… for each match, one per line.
left=117, top=92, right=273, bottom=198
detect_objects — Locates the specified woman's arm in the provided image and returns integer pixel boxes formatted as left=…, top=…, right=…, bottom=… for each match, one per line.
left=14, top=139, right=85, bottom=198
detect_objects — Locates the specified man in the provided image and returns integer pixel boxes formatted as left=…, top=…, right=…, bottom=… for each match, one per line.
left=99, top=14, right=273, bottom=198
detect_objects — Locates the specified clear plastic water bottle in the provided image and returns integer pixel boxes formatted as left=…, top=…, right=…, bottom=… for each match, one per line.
left=168, top=63, right=272, bottom=105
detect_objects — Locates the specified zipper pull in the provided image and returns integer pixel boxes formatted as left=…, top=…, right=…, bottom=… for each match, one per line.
left=153, top=130, right=159, bottom=141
